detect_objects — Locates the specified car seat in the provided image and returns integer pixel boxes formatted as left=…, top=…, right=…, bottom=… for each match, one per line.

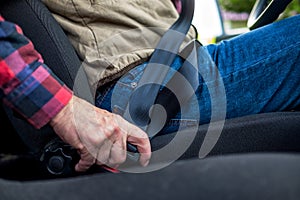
left=0, top=0, right=300, bottom=197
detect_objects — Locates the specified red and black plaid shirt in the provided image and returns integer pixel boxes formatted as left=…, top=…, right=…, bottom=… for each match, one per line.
left=0, top=15, right=72, bottom=129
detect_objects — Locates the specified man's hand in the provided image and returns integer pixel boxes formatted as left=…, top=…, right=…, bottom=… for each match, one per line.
left=50, top=95, right=151, bottom=172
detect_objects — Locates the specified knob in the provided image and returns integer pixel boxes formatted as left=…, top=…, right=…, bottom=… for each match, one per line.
left=40, top=139, right=79, bottom=176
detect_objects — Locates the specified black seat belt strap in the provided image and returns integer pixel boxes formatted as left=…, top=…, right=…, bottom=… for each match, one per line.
left=123, top=0, right=197, bottom=154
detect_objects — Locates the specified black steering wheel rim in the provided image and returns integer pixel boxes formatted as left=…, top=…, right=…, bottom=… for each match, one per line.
left=247, top=0, right=293, bottom=30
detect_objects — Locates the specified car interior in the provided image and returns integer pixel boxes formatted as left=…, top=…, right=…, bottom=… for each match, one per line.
left=0, top=0, right=299, bottom=199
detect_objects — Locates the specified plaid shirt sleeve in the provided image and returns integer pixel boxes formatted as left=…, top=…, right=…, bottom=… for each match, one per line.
left=0, top=15, right=72, bottom=129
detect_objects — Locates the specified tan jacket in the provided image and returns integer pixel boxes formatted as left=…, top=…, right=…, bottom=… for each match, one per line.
left=42, top=0, right=196, bottom=93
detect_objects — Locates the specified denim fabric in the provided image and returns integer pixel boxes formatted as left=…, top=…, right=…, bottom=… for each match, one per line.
left=95, top=15, right=300, bottom=135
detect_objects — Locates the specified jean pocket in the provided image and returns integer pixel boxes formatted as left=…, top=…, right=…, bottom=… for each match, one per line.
left=158, top=118, right=199, bottom=135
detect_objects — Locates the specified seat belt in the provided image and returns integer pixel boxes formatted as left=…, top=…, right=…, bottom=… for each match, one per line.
left=123, top=0, right=201, bottom=155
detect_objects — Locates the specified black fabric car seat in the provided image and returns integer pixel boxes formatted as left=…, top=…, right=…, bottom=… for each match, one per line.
left=1, top=153, right=300, bottom=200
left=0, top=0, right=300, bottom=179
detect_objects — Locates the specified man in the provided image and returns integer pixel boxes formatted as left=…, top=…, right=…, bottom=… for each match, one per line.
left=2, top=0, right=300, bottom=173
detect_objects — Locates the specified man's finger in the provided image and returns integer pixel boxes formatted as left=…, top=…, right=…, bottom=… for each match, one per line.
left=127, top=127, right=151, bottom=166
left=96, top=139, right=113, bottom=165
left=114, top=115, right=151, bottom=166
left=75, top=147, right=95, bottom=172
left=108, top=137, right=127, bottom=167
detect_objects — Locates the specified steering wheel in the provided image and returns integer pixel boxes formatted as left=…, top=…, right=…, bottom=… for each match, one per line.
left=247, top=0, right=293, bottom=30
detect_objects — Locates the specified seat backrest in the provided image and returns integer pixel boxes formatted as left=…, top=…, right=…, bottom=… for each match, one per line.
left=0, top=0, right=81, bottom=88
left=0, top=0, right=82, bottom=152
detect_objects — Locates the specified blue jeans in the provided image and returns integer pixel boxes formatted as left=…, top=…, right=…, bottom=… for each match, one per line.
left=95, top=15, right=300, bottom=135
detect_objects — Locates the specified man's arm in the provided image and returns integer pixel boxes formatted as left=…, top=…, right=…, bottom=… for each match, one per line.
left=0, top=15, right=151, bottom=171
left=0, top=15, right=72, bottom=129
